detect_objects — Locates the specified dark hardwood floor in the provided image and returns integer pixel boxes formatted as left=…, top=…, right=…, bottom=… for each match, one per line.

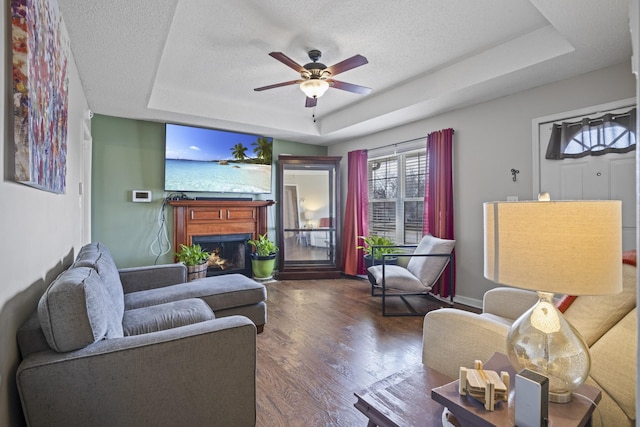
left=255, top=276, right=479, bottom=426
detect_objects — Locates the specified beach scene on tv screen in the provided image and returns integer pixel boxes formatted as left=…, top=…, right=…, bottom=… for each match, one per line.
left=165, top=124, right=272, bottom=193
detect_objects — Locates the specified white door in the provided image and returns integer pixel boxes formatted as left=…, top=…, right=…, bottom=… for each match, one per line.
left=535, top=102, right=636, bottom=250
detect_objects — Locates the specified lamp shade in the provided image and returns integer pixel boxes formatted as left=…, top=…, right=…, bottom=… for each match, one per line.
left=483, top=200, right=622, bottom=296
left=300, top=79, right=329, bottom=98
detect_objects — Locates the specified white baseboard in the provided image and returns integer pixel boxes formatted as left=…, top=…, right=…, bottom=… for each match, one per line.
left=453, top=295, right=482, bottom=309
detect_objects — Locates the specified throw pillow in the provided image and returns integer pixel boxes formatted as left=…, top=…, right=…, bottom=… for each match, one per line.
left=39, top=267, right=124, bottom=352
left=73, top=247, right=125, bottom=322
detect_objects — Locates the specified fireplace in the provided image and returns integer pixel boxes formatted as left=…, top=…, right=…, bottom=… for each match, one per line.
left=192, top=233, right=252, bottom=277
left=169, top=199, right=275, bottom=278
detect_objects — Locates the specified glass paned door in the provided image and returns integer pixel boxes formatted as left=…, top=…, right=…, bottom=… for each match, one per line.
left=278, top=156, right=342, bottom=279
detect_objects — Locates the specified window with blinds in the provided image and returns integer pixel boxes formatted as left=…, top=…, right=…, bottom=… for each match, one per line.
left=368, top=149, right=426, bottom=245
left=404, top=151, right=426, bottom=244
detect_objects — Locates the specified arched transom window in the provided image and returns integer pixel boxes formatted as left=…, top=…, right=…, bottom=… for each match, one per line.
left=546, top=108, right=636, bottom=159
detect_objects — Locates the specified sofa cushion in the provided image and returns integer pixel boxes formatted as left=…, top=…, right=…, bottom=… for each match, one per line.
left=77, top=241, right=113, bottom=259
left=123, top=298, right=215, bottom=336
left=73, top=244, right=125, bottom=323
left=124, top=273, right=266, bottom=312
left=16, top=311, right=51, bottom=358
left=588, top=307, right=636, bottom=424
left=563, top=263, right=637, bottom=346
left=118, top=263, right=187, bottom=293
left=38, top=267, right=124, bottom=352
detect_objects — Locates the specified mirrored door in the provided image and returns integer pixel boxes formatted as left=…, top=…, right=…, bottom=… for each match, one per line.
left=277, top=155, right=342, bottom=279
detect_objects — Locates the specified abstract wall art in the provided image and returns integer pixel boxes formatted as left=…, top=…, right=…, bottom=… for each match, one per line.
left=12, top=0, right=70, bottom=194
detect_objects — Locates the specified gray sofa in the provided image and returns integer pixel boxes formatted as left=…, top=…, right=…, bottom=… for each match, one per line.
left=16, top=242, right=266, bottom=427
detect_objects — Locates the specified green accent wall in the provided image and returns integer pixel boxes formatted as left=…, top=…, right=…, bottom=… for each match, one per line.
left=273, top=139, right=327, bottom=158
left=91, top=114, right=326, bottom=267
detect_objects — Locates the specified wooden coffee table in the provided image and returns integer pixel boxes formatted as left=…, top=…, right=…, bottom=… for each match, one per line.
left=354, top=364, right=453, bottom=427
left=355, top=353, right=602, bottom=427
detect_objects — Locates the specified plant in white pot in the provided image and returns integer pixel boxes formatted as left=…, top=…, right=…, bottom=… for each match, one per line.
left=175, top=243, right=209, bottom=281
left=247, top=234, right=279, bottom=281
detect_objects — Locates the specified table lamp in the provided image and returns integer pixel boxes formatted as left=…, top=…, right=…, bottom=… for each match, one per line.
left=483, top=196, right=622, bottom=403
left=304, top=209, right=315, bottom=227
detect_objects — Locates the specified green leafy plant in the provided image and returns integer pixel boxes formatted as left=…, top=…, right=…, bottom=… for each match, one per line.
left=357, top=235, right=401, bottom=259
left=175, top=243, right=209, bottom=266
left=247, top=233, right=279, bottom=257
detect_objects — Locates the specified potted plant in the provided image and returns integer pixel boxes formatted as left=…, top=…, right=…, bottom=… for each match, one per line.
left=247, top=233, right=279, bottom=280
left=175, top=243, right=209, bottom=281
left=357, top=235, right=401, bottom=268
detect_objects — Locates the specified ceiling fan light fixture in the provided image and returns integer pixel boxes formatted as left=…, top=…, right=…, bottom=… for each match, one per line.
left=300, top=79, right=330, bottom=98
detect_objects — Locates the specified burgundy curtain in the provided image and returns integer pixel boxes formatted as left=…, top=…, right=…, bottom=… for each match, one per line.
left=341, top=150, right=368, bottom=276
left=423, top=128, right=455, bottom=298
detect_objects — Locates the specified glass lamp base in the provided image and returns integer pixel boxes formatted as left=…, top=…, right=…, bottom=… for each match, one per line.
left=550, top=390, right=572, bottom=404
left=506, top=291, right=591, bottom=404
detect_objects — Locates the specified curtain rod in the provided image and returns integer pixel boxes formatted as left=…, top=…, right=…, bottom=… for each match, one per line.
left=366, top=129, right=456, bottom=153
left=544, top=105, right=636, bottom=126
left=560, top=108, right=635, bottom=127
left=365, top=136, right=427, bottom=153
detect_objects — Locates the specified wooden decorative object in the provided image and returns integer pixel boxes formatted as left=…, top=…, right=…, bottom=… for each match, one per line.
left=458, top=360, right=510, bottom=411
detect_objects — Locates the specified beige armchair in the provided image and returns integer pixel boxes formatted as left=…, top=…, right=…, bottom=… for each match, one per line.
left=422, top=262, right=637, bottom=427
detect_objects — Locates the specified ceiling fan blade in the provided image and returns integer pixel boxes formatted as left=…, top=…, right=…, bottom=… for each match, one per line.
left=329, top=80, right=372, bottom=95
left=305, top=97, right=318, bottom=108
left=254, top=80, right=302, bottom=91
left=326, top=54, right=368, bottom=76
left=269, top=52, right=305, bottom=72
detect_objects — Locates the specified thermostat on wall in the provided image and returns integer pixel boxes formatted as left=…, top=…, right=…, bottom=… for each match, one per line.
left=132, top=190, right=152, bottom=202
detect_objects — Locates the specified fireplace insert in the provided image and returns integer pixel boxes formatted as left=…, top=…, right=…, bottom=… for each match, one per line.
left=192, top=233, right=252, bottom=277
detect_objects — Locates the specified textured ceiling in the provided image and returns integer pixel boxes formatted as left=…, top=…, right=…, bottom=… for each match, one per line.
left=57, top=0, right=632, bottom=145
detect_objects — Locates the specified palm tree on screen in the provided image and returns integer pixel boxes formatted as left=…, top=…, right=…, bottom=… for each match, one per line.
left=252, top=137, right=272, bottom=164
left=231, top=143, right=248, bottom=161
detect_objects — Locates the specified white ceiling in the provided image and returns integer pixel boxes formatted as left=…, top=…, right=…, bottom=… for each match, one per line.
left=57, top=0, right=632, bottom=145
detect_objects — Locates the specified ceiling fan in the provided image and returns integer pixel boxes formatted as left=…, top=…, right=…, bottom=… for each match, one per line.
left=254, top=49, right=371, bottom=107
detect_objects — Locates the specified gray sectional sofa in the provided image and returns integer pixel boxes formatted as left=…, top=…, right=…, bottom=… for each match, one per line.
left=16, top=242, right=266, bottom=427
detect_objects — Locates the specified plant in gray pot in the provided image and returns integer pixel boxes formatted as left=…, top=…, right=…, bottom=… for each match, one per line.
left=247, top=233, right=279, bottom=281
left=357, top=235, right=401, bottom=268
left=358, top=235, right=402, bottom=287
left=175, top=243, right=209, bottom=281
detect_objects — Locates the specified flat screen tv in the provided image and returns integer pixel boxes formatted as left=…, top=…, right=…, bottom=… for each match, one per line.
left=164, top=123, right=273, bottom=194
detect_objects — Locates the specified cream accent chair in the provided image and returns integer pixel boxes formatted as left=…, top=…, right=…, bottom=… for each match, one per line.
left=422, top=262, right=637, bottom=427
